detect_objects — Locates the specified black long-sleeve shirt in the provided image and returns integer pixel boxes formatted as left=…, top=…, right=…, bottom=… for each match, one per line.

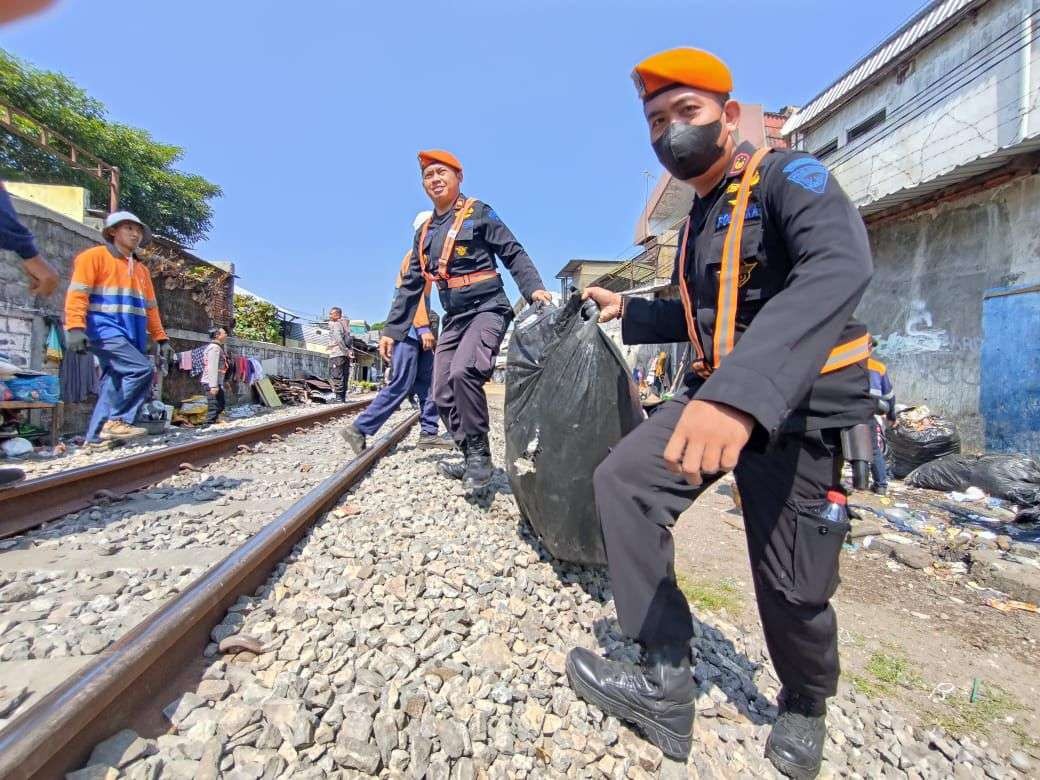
left=623, top=142, right=875, bottom=438
left=383, top=197, right=544, bottom=340
left=0, top=184, right=39, bottom=259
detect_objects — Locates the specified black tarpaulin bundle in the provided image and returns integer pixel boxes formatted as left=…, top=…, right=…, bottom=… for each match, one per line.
left=504, top=294, right=643, bottom=565
left=887, top=410, right=961, bottom=478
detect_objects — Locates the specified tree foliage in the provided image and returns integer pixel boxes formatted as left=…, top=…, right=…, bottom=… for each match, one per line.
left=233, top=294, right=281, bottom=344
left=0, top=49, right=221, bottom=244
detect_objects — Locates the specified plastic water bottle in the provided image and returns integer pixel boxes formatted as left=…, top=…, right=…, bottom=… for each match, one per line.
left=820, top=489, right=848, bottom=526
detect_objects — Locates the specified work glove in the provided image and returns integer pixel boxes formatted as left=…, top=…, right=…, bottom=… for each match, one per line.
left=157, top=340, right=176, bottom=363
left=66, top=328, right=89, bottom=354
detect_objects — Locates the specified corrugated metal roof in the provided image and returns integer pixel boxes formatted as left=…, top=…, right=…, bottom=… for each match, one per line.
left=859, top=134, right=1040, bottom=217
left=783, top=0, right=984, bottom=136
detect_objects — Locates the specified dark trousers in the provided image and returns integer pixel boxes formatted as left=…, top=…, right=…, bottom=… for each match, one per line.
left=205, top=387, right=226, bottom=424
left=355, top=337, right=439, bottom=436
left=433, top=310, right=507, bottom=440
left=594, top=390, right=846, bottom=703
left=85, top=337, right=154, bottom=442
left=870, top=417, right=889, bottom=489
left=329, top=356, right=351, bottom=401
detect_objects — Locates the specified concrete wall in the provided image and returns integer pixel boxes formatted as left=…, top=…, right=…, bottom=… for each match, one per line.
left=795, top=0, right=1040, bottom=208
left=4, top=182, right=87, bottom=223
left=859, top=172, right=1040, bottom=451
left=165, top=328, right=330, bottom=404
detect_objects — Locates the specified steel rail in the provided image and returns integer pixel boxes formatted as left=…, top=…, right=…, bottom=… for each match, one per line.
left=0, top=399, right=372, bottom=539
left=0, top=410, right=419, bottom=780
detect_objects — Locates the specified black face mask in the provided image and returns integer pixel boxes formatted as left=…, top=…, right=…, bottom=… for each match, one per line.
left=652, top=119, right=725, bottom=180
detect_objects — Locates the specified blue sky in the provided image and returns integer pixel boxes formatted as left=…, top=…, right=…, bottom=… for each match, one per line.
left=5, top=0, right=925, bottom=323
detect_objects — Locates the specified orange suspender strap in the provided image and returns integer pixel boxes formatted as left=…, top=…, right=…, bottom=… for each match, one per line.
left=713, top=146, right=772, bottom=367
left=675, top=147, right=870, bottom=380
left=674, top=216, right=709, bottom=376
left=821, top=333, right=871, bottom=374
left=417, top=197, right=478, bottom=283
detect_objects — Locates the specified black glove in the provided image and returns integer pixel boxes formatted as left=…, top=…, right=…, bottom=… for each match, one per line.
left=157, top=340, right=176, bottom=362
left=66, top=328, right=89, bottom=354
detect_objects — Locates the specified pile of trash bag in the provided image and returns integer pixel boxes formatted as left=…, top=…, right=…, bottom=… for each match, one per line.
left=905, top=452, right=1040, bottom=506
left=504, top=294, right=642, bottom=566
left=905, top=454, right=977, bottom=492
left=969, top=454, right=1040, bottom=507
left=886, top=406, right=961, bottom=478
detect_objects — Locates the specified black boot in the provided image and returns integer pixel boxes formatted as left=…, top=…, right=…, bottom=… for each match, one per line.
left=437, top=437, right=468, bottom=480
left=462, top=433, right=493, bottom=492
left=565, top=644, right=695, bottom=760
left=765, top=691, right=827, bottom=779
left=339, top=423, right=366, bottom=456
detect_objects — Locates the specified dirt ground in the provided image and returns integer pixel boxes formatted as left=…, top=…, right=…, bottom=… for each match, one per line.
left=671, top=476, right=1040, bottom=759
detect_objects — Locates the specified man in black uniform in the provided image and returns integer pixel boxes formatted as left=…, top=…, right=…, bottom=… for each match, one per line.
left=380, top=150, right=551, bottom=491
left=565, top=49, right=874, bottom=778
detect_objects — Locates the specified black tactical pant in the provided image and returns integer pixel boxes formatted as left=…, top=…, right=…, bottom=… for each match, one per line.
left=329, top=356, right=351, bottom=401
left=594, top=390, right=847, bottom=703
left=433, top=310, right=507, bottom=441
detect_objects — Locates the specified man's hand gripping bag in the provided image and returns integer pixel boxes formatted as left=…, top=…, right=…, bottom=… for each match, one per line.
left=504, top=294, right=643, bottom=565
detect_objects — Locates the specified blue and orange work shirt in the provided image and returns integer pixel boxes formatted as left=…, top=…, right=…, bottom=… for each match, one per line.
left=64, top=243, right=168, bottom=352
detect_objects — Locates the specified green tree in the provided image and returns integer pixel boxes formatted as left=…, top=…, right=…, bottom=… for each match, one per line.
left=0, top=50, right=221, bottom=244
left=233, top=294, right=282, bottom=344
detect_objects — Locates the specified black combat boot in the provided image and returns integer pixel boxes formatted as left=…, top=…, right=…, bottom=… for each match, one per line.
left=437, top=437, right=468, bottom=480
left=339, top=423, right=366, bottom=456
left=565, top=643, right=695, bottom=760
left=765, top=690, right=827, bottom=779
left=462, top=433, right=493, bottom=491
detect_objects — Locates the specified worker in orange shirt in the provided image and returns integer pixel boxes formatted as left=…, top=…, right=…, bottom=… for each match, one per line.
left=65, top=212, right=174, bottom=443
left=341, top=211, right=453, bottom=451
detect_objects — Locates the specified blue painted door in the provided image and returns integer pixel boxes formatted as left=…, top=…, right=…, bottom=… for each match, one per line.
left=980, top=285, right=1040, bottom=455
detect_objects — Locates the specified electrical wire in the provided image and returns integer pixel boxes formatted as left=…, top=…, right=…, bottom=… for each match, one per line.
left=820, top=10, right=1040, bottom=169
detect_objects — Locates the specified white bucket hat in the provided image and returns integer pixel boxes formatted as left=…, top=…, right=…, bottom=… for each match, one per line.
left=103, top=211, right=152, bottom=246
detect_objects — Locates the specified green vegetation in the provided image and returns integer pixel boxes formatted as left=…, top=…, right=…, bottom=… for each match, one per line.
left=926, top=684, right=1019, bottom=740
left=0, top=50, right=221, bottom=244
left=233, top=294, right=281, bottom=344
left=847, top=648, right=1027, bottom=744
left=677, top=574, right=743, bottom=614
left=848, top=650, right=923, bottom=698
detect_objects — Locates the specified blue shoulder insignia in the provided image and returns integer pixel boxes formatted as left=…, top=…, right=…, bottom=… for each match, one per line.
left=783, top=157, right=829, bottom=195
left=486, top=207, right=500, bottom=222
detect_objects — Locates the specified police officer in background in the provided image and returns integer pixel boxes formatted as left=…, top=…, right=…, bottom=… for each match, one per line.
left=380, top=150, right=552, bottom=491
left=568, top=49, right=874, bottom=778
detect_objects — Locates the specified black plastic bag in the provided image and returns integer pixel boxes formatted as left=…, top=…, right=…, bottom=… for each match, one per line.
left=904, top=454, right=976, bottom=492
left=968, top=454, right=1040, bottom=507
left=886, top=412, right=961, bottom=478
left=504, top=294, right=643, bottom=565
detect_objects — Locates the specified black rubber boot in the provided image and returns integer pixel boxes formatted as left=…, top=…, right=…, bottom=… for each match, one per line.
left=339, top=423, right=366, bottom=456
left=437, top=438, right=468, bottom=480
left=566, top=643, right=695, bottom=760
left=0, top=467, right=25, bottom=490
left=765, top=691, right=827, bottom=779
left=462, top=433, right=493, bottom=492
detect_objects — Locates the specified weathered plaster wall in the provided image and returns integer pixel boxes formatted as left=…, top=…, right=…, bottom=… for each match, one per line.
left=859, top=173, right=1040, bottom=451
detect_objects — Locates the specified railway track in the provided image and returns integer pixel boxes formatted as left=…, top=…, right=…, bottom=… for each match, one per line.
left=0, top=399, right=373, bottom=539
left=0, top=411, right=419, bottom=779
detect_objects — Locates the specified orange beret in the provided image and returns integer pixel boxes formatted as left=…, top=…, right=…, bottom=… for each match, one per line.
left=631, top=48, right=733, bottom=101
left=418, top=149, right=462, bottom=173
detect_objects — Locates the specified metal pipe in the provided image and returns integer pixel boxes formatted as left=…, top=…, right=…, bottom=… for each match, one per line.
left=0, top=411, right=418, bottom=780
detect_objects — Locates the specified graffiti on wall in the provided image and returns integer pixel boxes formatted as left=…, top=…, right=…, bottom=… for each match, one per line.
left=875, top=299, right=950, bottom=355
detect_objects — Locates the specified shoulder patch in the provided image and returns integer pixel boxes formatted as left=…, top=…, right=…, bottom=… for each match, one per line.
left=782, top=157, right=829, bottom=194
left=485, top=207, right=500, bottom=222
